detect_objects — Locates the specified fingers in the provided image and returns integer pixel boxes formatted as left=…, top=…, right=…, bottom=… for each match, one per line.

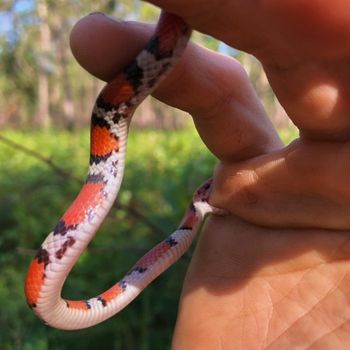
left=262, top=0, right=350, bottom=140
left=70, top=13, right=282, bottom=161
left=264, top=62, right=350, bottom=141
left=211, top=138, right=350, bottom=230
left=71, top=12, right=350, bottom=231
left=145, top=1, right=350, bottom=142
left=182, top=48, right=282, bottom=161
left=70, top=13, right=152, bottom=82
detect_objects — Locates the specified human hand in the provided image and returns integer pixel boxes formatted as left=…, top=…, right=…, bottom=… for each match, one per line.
left=71, top=1, right=350, bottom=230
left=144, top=0, right=350, bottom=230
left=172, top=215, right=350, bottom=349
left=70, top=2, right=350, bottom=348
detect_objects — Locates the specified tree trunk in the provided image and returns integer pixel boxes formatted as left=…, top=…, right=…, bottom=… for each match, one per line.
left=35, top=0, right=51, bottom=128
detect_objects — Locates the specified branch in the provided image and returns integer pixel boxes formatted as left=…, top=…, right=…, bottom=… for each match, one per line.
left=0, top=134, right=80, bottom=181
left=0, top=133, right=165, bottom=237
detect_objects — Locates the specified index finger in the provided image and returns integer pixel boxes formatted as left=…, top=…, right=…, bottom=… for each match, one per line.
left=70, top=13, right=282, bottom=161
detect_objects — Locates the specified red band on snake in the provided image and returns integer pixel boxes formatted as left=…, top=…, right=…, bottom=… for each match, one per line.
left=24, top=10, right=226, bottom=330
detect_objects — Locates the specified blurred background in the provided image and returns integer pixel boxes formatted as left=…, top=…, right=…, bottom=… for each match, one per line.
left=0, top=1, right=298, bottom=349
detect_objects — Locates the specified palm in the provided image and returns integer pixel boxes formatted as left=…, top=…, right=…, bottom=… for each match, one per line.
left=173, top=216, right=350, bottom=349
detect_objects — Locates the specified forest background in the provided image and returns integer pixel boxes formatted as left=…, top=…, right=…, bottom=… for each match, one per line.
left=0, top=1, right=297, bottom=349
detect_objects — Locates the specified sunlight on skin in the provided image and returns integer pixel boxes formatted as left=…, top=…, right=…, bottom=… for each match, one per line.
left=172, top=216, right=350, bottom=349
left=70, top=2, right=350, bottom=347
left=302, top=84, right=340, bottom=120
left=264, top=62, right=350, bottom=139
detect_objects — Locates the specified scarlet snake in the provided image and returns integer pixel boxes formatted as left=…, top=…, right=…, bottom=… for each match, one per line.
left=25, top=10, right=227, bottom=330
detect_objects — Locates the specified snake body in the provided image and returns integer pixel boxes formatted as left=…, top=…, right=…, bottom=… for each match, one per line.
left=25, top=11, right=225, bottom=330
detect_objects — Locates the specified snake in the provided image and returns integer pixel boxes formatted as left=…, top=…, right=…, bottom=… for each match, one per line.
left=24, top=10, right=226, bottom=330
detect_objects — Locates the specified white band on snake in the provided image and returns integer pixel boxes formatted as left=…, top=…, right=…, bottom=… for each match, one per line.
left=25, top=10, right=226, bottom=330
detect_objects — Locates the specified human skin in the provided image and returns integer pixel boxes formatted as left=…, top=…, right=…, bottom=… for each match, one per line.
left=70, top=1, right=350, bottom=348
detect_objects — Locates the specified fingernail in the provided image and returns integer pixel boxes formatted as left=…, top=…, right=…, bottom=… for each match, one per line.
left=89, top=11, right=123, bottom=23
left=89, top=11, right=106, bottom=16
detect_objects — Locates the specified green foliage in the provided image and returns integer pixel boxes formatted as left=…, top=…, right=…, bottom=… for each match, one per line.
left=278, top=127, right=299, bottom=145
left=0, top=127, right=216, bottom=349
left=0, top=1, right=166, bottom=128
